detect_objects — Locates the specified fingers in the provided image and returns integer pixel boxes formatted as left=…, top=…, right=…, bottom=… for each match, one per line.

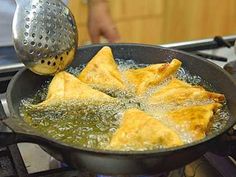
left=89, top=25, right=120, bottom=43
left=88, top=25, right=100, bottom=43
left=103, top=26, right=120, bottom=43
left=87, top=0, right=120, bottom=43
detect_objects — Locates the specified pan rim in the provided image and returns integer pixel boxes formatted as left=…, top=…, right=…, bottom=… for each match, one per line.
left=7, top=43, right=236, bottom=156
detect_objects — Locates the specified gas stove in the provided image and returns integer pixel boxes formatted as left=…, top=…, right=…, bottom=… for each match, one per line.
left=0, top=36, right=236, bottom=177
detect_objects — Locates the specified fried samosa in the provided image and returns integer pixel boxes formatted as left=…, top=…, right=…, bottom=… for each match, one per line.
left=149, top=78, right=225, bottom=106
left=109, top=108, right=183, bottom=150
left=38, top=71, right=116, bottom=106
left=167, top=103, right=222, bottom=140
left=78, top=46, right=125, bottom=91
left=124, top=59, right=182, bottom=95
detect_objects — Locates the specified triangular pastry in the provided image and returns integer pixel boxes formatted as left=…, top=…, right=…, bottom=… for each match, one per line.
left=167, top=103, right=222, bottom=140
left=109, top=108, right=183, bottom=150
left=149, top=78, right=225, bottom=105
left=124, top=59, right=182, bottom=95
left=78, top=46, right=125, bottom=91
left=38, top=71, right=115, bottom=106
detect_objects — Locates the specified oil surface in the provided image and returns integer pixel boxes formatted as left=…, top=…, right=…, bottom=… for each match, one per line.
left=20, top=59, right=229, bottom=150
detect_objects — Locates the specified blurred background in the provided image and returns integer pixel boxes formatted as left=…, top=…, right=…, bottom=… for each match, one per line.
left=68, top=0, right=236, bottom=45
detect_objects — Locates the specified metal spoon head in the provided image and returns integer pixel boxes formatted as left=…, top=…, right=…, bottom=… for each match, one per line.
left=13, top=0, right=78, bottom=75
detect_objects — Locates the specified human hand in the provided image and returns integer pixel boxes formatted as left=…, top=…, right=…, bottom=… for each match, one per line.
left=88, top=0, right=120, bottom=43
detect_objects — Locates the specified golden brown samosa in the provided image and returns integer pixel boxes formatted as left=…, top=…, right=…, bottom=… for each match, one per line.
left=124, top=59, right=182, bottom=95
left=78, top=46, right=125, bottom=91
left=108, top=108, right=183, bottom=150
left=149, top=78, right=225, bottom=105
left=38, top=71, right=116, bottom=106
left=167, top=103, right=222, bottom=140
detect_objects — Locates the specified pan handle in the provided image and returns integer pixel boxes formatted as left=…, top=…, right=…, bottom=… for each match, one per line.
left=212, top=126, right=236, bottom=159
left=0, top=94, right=59, bottom=148
left=0, top=93, right=17, bottom=146
left=0, top=94, right=66, bottom=150
left=0, top=118, right=65, bottom=150
left=0, top=93, right=25, bottom=146
left=0, top=93, right=48, bottom=147
left=0, top=118, right=41, bottom=147
left=0, top=121, right=18, bottom=146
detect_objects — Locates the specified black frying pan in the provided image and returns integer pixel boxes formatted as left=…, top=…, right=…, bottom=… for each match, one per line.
left=0, top=44, right=236, bottom=175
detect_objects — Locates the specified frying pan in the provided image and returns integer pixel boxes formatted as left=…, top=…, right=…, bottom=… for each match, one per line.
left=0, top=44, right=236, bottom=175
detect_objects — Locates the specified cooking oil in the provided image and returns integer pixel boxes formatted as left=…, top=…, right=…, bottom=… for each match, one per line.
left=19, top=59, right=229, bottom=150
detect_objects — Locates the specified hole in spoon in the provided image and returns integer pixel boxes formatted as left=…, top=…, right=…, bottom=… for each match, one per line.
left=23, top=40, right=27, bottom=45
left=37, top=51, right=41, bottom=56
left=31, top=41, right=35, bottom=46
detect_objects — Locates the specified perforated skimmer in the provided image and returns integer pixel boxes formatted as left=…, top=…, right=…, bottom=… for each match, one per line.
left=13, top=0, right=78, bottom=75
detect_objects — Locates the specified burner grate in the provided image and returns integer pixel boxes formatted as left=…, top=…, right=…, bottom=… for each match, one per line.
left=0, top=155, right=16, bottom=177
left=0, top=146, right=19, bottom=177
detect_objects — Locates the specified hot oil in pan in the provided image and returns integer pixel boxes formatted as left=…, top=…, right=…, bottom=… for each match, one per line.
left=22, top=100, right=124, bottom=148
left=19, top=59, right=230, bottom=150
left=176, top=67, right=230, bottom=134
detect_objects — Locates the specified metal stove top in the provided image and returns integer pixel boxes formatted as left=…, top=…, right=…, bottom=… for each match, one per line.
left=0, top=35, right=236, bottom=177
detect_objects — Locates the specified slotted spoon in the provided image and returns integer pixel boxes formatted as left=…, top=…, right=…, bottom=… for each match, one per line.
left=13, top=0, right=78, bottom=75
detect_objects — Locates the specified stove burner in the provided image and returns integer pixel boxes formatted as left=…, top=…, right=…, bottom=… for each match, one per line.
left=224, top=60, right=236, bottom=79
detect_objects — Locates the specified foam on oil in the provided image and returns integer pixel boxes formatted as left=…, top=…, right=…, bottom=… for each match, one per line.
left=20, top=59, right=229, bottom=150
